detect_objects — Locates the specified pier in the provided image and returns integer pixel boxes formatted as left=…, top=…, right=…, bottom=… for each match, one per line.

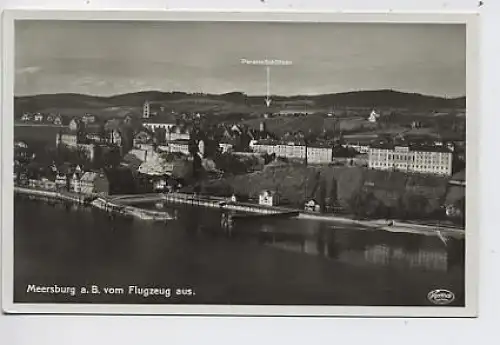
left=14, top=188, right=463, bottom=238
left=91, top=198, right=174, bottom=221
left=108, top=192, right=300, bottom=219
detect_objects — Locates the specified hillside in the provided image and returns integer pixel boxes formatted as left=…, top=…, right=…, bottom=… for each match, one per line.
left=14, top=89, right=465, bottom=120
left=200, top=165, right=452, bottom=219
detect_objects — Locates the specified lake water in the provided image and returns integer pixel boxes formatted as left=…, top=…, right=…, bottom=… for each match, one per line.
left=13, top=196, right=465, bottom=306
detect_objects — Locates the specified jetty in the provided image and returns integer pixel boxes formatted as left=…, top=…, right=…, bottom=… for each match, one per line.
left=91, top=198, right=174, bottom=221
left=14, top=188, right=463, bottom=238
left=109, top=192, right=300, bottom=219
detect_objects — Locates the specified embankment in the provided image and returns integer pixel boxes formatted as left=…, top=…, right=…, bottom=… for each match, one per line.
left=200, top=165, right=457, bottom=215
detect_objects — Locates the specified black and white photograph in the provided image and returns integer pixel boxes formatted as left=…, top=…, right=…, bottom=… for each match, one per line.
left=1, top=10, right=479, bottom=316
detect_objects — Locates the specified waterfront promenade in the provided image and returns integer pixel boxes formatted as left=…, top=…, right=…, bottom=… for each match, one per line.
left=110, top=192, right=300, bottom=218
left=14, top=187, right=174, bottom=221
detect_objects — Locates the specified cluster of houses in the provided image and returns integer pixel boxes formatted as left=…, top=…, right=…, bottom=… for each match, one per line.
left=20, top=112, right=66, bottom=125
left=139, top=106, right=344, bottom=165
left=19, top=112, right=100, bottom=126
left=229, top=190, right=323, bottom=214
left=15, top=162, right=110, bottom=196
left=18, top=100, right=465, bottom=200
left=56, top=116, right=124, bottom=161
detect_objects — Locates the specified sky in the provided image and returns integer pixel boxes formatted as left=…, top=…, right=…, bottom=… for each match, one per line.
left=15, top=20, right=466, bottom=98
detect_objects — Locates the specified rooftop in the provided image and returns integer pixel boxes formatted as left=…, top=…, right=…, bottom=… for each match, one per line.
left=308, top=142, right=333, bottom=149
left=170, top=139, right=190, bottom=144
left=142, top=114, right=176, bottom=124
left=369, top=143, right=452, bottom=153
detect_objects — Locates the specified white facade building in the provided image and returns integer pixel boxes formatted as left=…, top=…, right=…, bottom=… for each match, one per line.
left=307, top=145, right=333, bottom=164
left=368, top=144, right=453, bottom=176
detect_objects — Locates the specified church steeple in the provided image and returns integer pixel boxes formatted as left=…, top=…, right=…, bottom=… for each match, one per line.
left=143, top=100, right=151, bottom=119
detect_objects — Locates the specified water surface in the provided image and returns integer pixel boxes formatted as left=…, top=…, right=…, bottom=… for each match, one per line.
left=14, top=197, right=465, bottom=306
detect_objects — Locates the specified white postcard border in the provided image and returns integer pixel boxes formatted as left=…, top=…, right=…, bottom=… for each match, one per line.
left=1, top=9, right=480, bottom=317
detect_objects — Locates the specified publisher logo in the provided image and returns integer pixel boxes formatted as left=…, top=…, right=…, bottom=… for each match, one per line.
left=427, top=289, right=455, bottom=305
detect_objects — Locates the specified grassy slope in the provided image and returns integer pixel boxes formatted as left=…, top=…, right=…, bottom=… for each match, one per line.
left=202, top=165, right=449, bottom=210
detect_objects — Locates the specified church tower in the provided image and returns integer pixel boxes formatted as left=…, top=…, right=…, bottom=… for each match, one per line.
left=143, top=100, right=151, bottom=119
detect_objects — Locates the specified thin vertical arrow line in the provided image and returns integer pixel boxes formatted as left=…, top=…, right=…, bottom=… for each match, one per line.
left=265, top=65, right=272, bottom=107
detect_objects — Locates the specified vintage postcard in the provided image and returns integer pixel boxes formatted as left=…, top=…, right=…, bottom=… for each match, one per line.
left=1, top=10, right=479, bottom=316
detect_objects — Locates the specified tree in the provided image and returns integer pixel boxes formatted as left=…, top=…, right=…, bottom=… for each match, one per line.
left=402, top=193, right=428, bottom=219
left=329, top=176, right=338, bottom=208
left=347, top=189, right=368, bottom=218
left=120, top=125, right=135, bottom=152
left=154, top=127, right=167, bottom=145
left=453, top=196, right=466, bottom=226
left=317, top=179, right=327, bottom=213
left=347, top=189, right=385, bottom=219
left=102, top=147, right=122, bottom=168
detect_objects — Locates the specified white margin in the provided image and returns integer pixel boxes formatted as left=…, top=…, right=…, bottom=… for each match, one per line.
left=1, top=9, right=480, bottom=317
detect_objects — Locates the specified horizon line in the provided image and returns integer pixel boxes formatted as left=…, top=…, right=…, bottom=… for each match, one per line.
left=14, top=88, right=467, bottom=101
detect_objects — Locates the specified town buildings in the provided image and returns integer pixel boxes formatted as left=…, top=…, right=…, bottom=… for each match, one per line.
left=133, top=128, right=154, bottom=145
left=307, top=144, right=334, bottom=164
left=82, top=113, right=96, bottom=124
left=56, top=118, right=123, bottom=162
left=70, top=168, right=109, bottom=195
left=21, top=113, right=32, bottom=121
left=251, top=139, right=306, bottom=159
left=164, top=139, right=191, bottom=156
left=18, top=112, right=67, bottom=126
left=367, top=110, right=380, bottom=123
left=251, top=139, right=333, bottom=164
left=367, top=144, right=453, bottom=176
left=53, top=115, right=64, bottom=126
left=219, top=139, right=234, bottom=154
left=167, top=125, right=191, bottom=141
left=142, top=115, right=176, bottom=133
left=141, top=100, right=177, bottom=134
left=34, top=113, right=44, bottom=122
left=304, top=199, right=321, bottom=212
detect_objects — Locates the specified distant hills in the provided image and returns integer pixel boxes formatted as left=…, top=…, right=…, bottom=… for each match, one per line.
left=14, top=89, right=466, bottom=119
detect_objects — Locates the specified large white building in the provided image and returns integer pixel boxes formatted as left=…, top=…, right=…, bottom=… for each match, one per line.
left=251, top=139, right=306, bottom=160
left=307, top=144, right=333, bottom=164
left=251, top=139, right=333, bottom=164
left=142, top=118, right=176, bottom=133
left=166, top=139, right=191, bottom=156
left=368, top=144, right=453, bottom=176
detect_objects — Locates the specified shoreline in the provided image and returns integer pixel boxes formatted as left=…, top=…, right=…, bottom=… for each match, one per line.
left=14, top=187, right=174, bottom=221
left=297, top=213, right=465, bottom=239
left=14, top=186, right=465, bottom=239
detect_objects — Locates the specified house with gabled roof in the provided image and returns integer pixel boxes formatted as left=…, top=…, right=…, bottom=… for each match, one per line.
left=259, top=190, right=280, bottom=207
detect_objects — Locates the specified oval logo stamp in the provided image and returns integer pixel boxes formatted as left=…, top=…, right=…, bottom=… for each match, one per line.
left=427, top=289, right=455, bottom=305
